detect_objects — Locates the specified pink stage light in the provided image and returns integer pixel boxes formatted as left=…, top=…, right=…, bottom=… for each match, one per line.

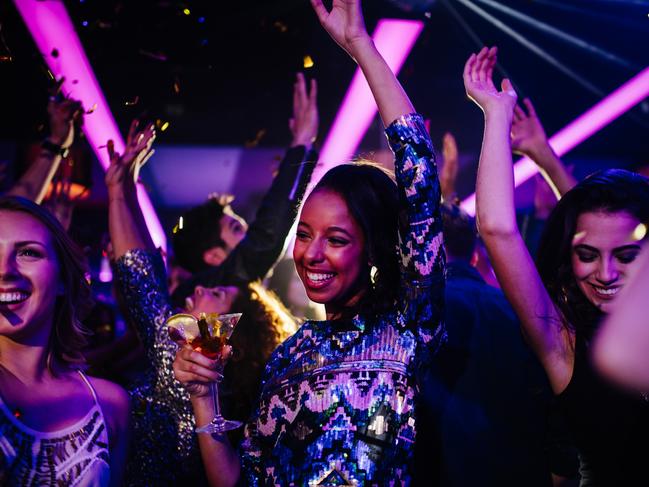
left=461, top=66, right=649, bottom=215
left=13, top=0, right=166, bottom=251
left=310, top=19, right=425, bottom=187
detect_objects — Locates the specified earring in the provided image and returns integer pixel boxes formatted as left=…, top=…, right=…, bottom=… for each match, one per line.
left=370, top=265, right=378, bottom=286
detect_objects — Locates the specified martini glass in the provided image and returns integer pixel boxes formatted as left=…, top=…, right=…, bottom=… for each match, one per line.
left=167, top=312, right=243, bottom=433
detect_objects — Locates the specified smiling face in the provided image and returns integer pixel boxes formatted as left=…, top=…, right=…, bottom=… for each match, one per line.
left=184, top=284, right=240, bottom=318
left=0, top=210, right=60, bottom=343
left=571, top=210, right=643, bottom=313
left=293, top=189, right=367, bottom=319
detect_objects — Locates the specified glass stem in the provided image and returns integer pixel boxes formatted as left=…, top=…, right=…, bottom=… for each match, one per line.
left=211, top=382, right=222, bottom=419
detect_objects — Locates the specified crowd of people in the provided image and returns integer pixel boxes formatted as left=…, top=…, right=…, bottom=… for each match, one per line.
left=1, top=1, right=648, bottom=486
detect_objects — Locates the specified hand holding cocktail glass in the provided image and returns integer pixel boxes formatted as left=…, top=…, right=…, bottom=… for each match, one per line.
left=168, top=312, right=242, bottom=433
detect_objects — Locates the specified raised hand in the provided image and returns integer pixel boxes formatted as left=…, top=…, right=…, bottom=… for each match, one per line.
left=172, top=344, right=231, bottom=398
left=47, top=99, right=83, bottom=149
left=289, top=73, right=318, bottom=148
left=463, top=46, right=517, bottom=116
left=105, top=120, right=155, bottom=194
left=511, top=98, right=549, bottom=157
left=310, top=0, right=371, bottom=58
left=441, top=132, right=459, bottom=202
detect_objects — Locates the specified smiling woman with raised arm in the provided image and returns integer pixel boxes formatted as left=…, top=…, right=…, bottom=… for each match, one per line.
left=0, top=196, right=130, bottom=486
left=466, top=46, right=649, bottom=485
left=172, top=1, right=446, bottom=485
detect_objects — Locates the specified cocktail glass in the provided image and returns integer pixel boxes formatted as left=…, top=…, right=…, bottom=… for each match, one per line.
left=167, top=312, right=243, bottom=433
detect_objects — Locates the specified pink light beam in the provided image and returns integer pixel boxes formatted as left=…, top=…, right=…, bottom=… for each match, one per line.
left=310, top=19, right=424, bottom=188
left=461, top=66, right=649, bottom=216
left=13, top=0, right=166, bottom=251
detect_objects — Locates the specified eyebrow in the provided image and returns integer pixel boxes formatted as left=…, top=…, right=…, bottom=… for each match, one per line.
left=574, top=243, right=641, bottom=252
left=327, top=226, right=353, bottom=237
left=15, top=240, right=47, bottom=247
left=297, top=222, right=353, bottom=238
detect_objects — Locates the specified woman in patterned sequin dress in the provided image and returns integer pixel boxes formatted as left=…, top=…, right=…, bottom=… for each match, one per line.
left=0, top=196, right=130, bottom=486
left=173, top=1, right=446, bottom=485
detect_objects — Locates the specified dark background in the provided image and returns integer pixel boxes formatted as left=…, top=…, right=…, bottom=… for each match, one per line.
left=1, top=0, right=648, bottom=257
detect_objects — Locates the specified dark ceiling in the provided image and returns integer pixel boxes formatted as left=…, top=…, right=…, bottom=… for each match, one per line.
left=2, top=0, right=649, bottom=199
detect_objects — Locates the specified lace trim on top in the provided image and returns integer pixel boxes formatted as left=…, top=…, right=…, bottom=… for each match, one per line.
left=0, top=370, right=110, bottom=486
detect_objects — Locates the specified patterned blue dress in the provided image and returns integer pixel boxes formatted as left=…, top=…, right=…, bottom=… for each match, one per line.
left=239, top=113, right=446, bottom=486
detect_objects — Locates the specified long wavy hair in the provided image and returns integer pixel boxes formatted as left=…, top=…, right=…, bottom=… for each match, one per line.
left=224, top=281, right=296, bottom=430
left=311, top=161, right=401, bottom=319
left=536, top=169, right=649, bottom=339
left=0, top=196, right=93, bottom=368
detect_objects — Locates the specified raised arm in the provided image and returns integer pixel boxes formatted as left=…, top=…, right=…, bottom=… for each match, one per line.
left=466, top=47, right=573, bottom=392
left=511, top=98, right=576, bottom=197
left=171, top=75, right=318, bottom=302
left=311, top=0, right=413, bottom=125
left=313, top=0, right=445, bottom=345
left=105, top=120, right=156, bottom=259
left=8, top=94, right=82, bottom=203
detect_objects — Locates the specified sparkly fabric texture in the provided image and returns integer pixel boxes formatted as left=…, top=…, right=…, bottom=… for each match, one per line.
left=115, top=145, right=317, bottom=486
left=0, top=371, right=111, bottom=487
left=114, top=250, right=201, bottom=486
left=239, top=113, right=446, bottom=486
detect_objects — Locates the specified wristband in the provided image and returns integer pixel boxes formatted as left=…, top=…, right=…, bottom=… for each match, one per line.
left=41, top=139, right=69, bottom=158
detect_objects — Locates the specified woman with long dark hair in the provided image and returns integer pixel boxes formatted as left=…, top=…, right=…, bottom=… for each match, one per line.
left=0, top=196, right=130, bottom=486
left=466, top=45, right=649, bottom=485
left=172, top=0, right=446, bottom=484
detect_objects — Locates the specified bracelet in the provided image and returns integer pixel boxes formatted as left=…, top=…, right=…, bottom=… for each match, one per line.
left=41, top=139, right=69, bottom=158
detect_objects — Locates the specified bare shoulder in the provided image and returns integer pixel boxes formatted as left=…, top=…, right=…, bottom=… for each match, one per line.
left=86, top=376, right=131, bottom=438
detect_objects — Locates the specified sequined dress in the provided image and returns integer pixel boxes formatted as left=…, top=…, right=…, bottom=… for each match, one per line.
left=239, top=113, right=446, bottom=486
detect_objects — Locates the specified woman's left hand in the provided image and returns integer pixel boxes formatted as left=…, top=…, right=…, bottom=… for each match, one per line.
left=463, top=46, right=517, bottom=116
left=310, top=0, right=371, bottom=58
left=105, top=120, right=155, bottom=195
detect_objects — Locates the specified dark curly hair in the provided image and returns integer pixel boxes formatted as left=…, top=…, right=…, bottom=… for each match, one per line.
left=536, top=169, right=649, bottom=339
left=0, top=196, right=93, bottom=368
left=310, top=161, right=400, bottom=319
left=223, top=281, right=296, bottom=442
left=171, top=194, right=233, bottom=273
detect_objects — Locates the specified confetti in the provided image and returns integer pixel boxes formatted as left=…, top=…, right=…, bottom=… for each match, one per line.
left=0, top=55, right=12, bottom=62
left=86, top=103, right=98, bottom=114
left=245, top=128, right=267, bottom=148
left=273, top=21, right=288, bottom=33
left=155, top=119, right=170, bottom=132
left=173, top=77, right=181, bottom=94
left=183, top=8, right=191, bottom=15
left=303, top=55, right=314, bottom=69
left=51, top=48, right=59, bottom=58
left=139, top=49, right=168, bottom=62
left=125, top=96, right=140, bottom=106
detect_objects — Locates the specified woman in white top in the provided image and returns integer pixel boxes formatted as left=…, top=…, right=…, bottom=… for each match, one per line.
left=0, top=196, right=130, bottom=486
